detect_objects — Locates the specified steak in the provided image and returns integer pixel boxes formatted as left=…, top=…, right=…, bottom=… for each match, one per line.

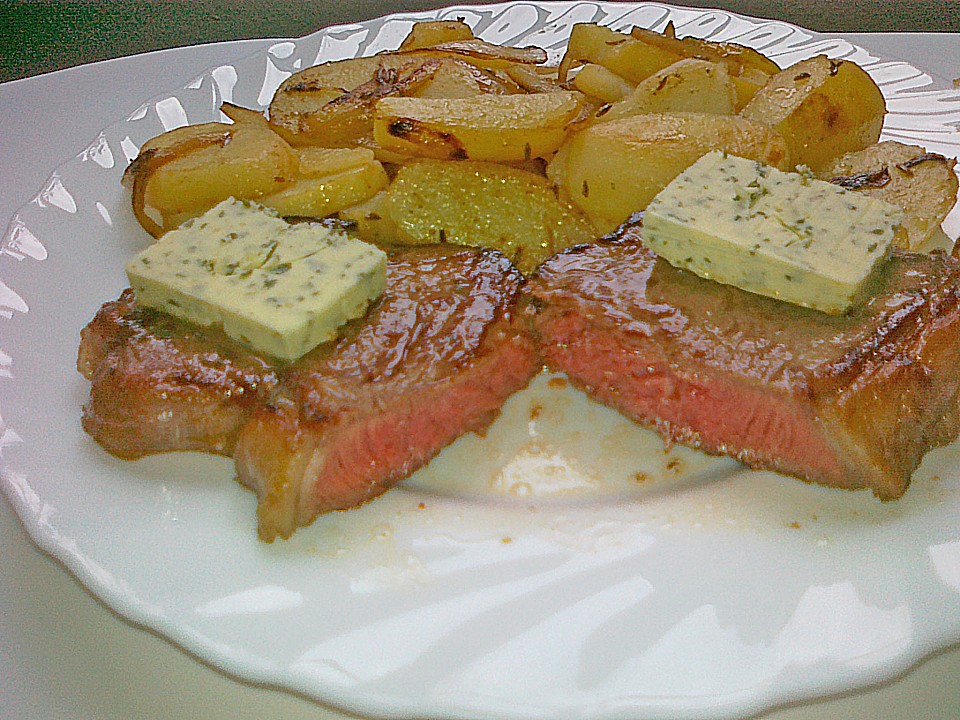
left=80, top=247, right=536, bottom=540
left=209, top=246, right=532, bottom=541
left=525, top=221, right=960, bottom=500
left=78, top=288, right=279, bottom=459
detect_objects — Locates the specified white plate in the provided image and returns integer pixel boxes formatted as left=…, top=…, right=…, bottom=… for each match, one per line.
left=3, top=3, right=960, bottom=719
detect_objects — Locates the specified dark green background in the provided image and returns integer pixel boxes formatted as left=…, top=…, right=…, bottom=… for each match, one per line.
left=2, top=0, right=958, bottom=84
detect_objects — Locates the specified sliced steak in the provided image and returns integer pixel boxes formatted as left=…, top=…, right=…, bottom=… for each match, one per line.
left=78, top=288, right=279, bottom=459
left=525, top=222, right=960, bottom=499
left=233, top=246, right=537, bottom=541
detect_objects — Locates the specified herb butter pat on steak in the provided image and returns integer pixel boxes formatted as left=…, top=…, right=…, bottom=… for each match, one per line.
left=126, top=199, right=387, bottom=361
left=642, top=151, right=903, bottom=314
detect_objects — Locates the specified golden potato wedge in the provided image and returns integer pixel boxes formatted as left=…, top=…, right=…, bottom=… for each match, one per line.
left=413, top=57, right=516, bottom=98
left=629, top=24, right=779, bottom=109
left=369, top=159, right=596, bottom=273
left=594, top=58, right=736, bottom=122
left=260, top=161, right=389, bottom=218
left=639, top=26, right=779, bottom=76
left=338, top=191, right=400, bottom=246
left=397, top=20, right=475, bottom=51
left=558, top=23, right=681, bottom=84
left=269, top=59, right=442, bottom=147
left=373, top=91, right=588, bottom=162
left=573, top=63, right=635, bottom=103
left=740, top=55, right=885, bottom=171
left=550, top=112, right=789, bottom=231
left=124, top=103, right=299, bottom=237
left=631, top=26, right=779, bottom=73
left=823, top=141, right=959, bottom=250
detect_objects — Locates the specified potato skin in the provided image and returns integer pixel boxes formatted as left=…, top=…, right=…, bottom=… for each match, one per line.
left=551, top=112, right=790, bottom=232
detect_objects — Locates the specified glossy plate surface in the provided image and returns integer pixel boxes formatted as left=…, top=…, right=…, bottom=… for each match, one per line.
left=3, top=3, right=960, bottom=719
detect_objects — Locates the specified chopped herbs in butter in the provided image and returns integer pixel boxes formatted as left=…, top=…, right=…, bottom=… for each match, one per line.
left=126, top=198, right=387, bottom=360
left=642, top=151, right=903, bottom=314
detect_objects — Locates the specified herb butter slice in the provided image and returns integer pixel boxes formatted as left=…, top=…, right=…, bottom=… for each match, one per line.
left=126, top=198, right=387, bottom=360
left=642, top=151, right=903, bottom=314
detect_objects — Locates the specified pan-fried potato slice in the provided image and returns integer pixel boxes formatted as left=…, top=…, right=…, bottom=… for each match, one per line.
left=373, top=91, right=588, bottom=162
left=260, top=161, right=389, bottom=218
left=268, top=52, right=522, bottom=147
left=397, top=20, right=475, bottom=51
left=123, top=103, right=299, bottom=237
left=594, top=58, right=736, bottom=122
left=409, top=38, right=548, bottom=69
left=363, top=159, right=596, bottom=273
left=558, top=23, right=777, bottom=109
left=823, top=141, right=959, bottom=250
left=270, top=52, right=470, bottom=98
left=558, top=23, right=681, bottom=84
left=550, top=112, right=789, bottom=232
left=501, top=64, right=566, bottom=94
left=572, top=63, right=635, bottom=103
left=629, top=25, right=779, bottom=109
left=269, top=59, right=442, bottom=147
left=338, top=191, right=400, bottom=246
left=740, top=55, right=885, bottom=171
left=414, top=57, right=516, bottom=98
left=294, top=146, right=379, bottom=176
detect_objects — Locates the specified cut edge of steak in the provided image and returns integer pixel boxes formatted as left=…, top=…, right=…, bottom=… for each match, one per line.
left=232, top=246, right=538, bottom=541
left=526, top=225, right=960, bottom=500
left=235, top=318, right=535, bottom=541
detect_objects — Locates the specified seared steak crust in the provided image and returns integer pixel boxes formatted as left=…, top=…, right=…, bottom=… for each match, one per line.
left=525, top=223, right=960, bottom=499
left=78, top=288, right=279, bottom=459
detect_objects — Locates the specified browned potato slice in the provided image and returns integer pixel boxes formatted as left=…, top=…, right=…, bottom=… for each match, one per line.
left=368, top=159, right=596, bottom=273
left=398, top=20, right=475, bottom=51
left=558, top=23, right=681, bottom=84
left=373, top=91, right=588, bottom=162
left=260, top=161, right=389, bottom=218
left=501, top=64, right=566, bottom=94
left=294, top=147, right=379, bottom=176
left=740, top=55, right=885, bottom=172
left=823, top=141, right=959, bottom=250
left=594, top=58, right=736, bottom=122
left=413, top=57, right=515, bottom=98
left=219, top=102, right=270, bottom=126
left=338, top=191, right=400, bottom=246
left=410, top=38, right=548, bottom=69
left=629, top=25, right=779, bottom=109
left=268, top=51, right=525, bottom=148
left=550, top=112, right=789, bottom=232
left=271, top=52, right=466, bottom=98
left=269, top=59, right=442, bottom=147
left=630, top=23, right=780, bottom=73
left=124, top=103, right=299, bottom=237
left=572, top=63, right=635, bottom=103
